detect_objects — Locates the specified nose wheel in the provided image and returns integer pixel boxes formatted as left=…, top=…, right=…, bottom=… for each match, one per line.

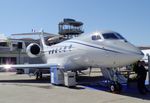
left=109, top=82, right=122, bottom=93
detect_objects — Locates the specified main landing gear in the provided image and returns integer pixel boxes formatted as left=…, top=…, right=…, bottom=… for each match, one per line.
left=34, top=69, right=43, bottom=80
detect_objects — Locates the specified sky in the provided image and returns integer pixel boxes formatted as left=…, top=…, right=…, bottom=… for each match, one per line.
left=0, top=0, right=149, bottom=46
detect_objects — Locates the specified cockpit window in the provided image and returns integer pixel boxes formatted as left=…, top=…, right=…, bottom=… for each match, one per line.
left=115, top=33, right=125, bottom=39
left=102, top=33, right=119, bottom=39
left=92, top=35, right=101, bottom=40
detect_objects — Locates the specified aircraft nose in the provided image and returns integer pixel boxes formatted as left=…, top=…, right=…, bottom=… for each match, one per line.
left=123, top=49, right=144, bottom=65
left=132, top=49, right=144, bottom=61
left=137, top=50, right=144, bottom=59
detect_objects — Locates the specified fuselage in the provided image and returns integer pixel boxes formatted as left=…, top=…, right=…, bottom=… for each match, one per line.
left=42, top=31, right=143, bottom=70
left=141, top=49, right=150, bottom=63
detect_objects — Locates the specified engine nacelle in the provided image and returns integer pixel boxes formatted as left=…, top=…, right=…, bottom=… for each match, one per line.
left=26, top=43, right=41, bottom=58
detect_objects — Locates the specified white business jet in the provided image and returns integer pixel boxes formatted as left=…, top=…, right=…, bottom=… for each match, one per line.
left=0, top=30, right=143, bottom=92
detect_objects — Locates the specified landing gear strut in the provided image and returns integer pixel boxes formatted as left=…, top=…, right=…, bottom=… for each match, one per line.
left=35, top=69, right=43, bottom=80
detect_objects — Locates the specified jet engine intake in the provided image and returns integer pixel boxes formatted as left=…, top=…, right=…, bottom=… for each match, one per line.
left=26, top=43, right=41, bottom=58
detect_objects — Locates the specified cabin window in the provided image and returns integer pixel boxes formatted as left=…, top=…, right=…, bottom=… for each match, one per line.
left=63, top=46, right=67, bottom=52
left=49, top=50, right=51, bottom=54
left=51, top=50, right=54, bottom=54
left=55, top=49, right=58, bottom=53
left=92, top=35, right=101, bottom=40
left=59, top=47, right=62, bottom=52
left=69, top=45, right=72, bottom=51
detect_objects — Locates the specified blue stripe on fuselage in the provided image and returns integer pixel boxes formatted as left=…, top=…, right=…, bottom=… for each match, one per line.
left=67, top=41, right=122, bottom=54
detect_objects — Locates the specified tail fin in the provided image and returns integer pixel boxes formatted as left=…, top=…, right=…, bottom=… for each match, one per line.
left=11, top=31, right=48, bottom=51
left=40, top=31, right=48, bottom=50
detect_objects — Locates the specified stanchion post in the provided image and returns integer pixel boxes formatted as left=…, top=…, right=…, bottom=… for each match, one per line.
left=148, top=54, right=150, bottom=85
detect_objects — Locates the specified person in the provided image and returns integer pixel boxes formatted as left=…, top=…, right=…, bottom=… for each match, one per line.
left=133, top=61, right=140, bottom=73
left=136, top=61, right=149, bottom=94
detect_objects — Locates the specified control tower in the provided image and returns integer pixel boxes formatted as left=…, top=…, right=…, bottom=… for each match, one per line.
left=58, top=18, right=84, bottom=39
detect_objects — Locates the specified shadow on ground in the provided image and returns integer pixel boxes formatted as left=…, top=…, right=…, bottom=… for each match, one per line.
left=0, top=74, right=85, bottom=90
left=0, top=76, right=50, bottom=84
left=77, top=75, right=150, bottom=100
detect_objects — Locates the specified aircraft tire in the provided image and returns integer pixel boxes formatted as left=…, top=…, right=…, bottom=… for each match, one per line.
left=109, top=82, right=122, bottom=93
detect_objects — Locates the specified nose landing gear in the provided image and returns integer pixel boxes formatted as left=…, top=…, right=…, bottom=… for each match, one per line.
left=101, top=68, right=127, bottom=93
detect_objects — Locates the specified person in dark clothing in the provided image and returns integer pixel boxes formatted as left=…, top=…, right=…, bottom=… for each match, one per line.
left=133, top=61, right=140, bottom=73
left=136, top=61, right=149, bottom=94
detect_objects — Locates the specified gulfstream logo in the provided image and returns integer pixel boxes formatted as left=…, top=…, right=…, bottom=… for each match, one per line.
left=49, top=45, right=72, bottom=54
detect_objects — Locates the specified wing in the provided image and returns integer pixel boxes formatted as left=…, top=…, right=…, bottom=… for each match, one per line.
left=0, top=63, right=58, bottom=69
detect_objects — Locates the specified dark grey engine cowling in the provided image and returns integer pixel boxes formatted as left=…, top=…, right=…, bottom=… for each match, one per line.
left=26, top=43, right=41, bottom=58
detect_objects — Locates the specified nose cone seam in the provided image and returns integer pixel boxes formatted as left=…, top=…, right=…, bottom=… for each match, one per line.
left=134, top=50, right=144, bottom=61
left=140, top=51, right=144, bottom=56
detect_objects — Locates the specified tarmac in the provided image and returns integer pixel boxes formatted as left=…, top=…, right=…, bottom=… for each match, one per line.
left=0, top=70, right=150, bottom=103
